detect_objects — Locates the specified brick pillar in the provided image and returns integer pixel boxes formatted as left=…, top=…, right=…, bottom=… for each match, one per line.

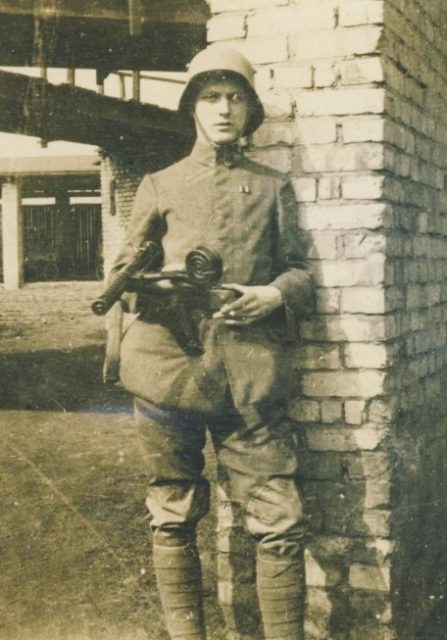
left=100, top=137, right=188, bottom=276
left=1, top=179, right=24, bottom=290
left=100, top=154, right=146, bottom=277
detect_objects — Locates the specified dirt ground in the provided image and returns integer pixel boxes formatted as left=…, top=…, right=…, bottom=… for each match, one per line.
left=0, top=308, right=226, bottom=640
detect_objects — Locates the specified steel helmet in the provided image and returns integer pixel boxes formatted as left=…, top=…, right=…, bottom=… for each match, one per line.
left=178, top=44, right=264, bottom=136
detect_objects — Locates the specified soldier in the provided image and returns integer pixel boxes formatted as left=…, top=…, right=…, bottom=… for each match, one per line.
left=111, top=45, right=313, bottom=640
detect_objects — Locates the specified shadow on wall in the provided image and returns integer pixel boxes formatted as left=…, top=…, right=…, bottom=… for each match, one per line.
left=298, top=443, right=393, bottom=640
left=392, top=405, right=447, bottom=640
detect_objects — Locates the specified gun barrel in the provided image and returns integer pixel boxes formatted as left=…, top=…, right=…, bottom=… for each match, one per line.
left=91, top=241, right=160, bottom=316
left=91, top=298, right=110, bottom=316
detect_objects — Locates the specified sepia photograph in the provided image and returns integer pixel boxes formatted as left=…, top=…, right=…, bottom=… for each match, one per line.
left=1, top=1, right=447, bottom=639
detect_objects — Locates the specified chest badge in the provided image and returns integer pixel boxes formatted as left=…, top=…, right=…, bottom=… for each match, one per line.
left=239, top=184, right=251, bottom=194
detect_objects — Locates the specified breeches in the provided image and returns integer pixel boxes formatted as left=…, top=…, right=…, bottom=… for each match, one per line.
left=134, top=397, right=306, bottom=557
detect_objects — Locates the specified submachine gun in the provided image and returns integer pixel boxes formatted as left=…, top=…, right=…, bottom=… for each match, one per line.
left=92, top=242, right=237, bottom=358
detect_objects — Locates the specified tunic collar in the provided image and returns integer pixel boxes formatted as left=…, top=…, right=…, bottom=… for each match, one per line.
left=190, top=140, right=244, bottom=168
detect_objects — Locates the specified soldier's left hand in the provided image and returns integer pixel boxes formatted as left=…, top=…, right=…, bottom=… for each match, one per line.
left=213, top=284, right=283, bottom=325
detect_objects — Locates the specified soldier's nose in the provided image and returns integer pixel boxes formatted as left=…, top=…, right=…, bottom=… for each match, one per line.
left=218, top=97, right=231, bottom=114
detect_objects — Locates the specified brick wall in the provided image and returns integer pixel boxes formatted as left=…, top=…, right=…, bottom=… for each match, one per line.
left=101, top=140, right=189, bottom=275
left=101, top=154, right=145, bottom=276
left=381, top=0, right=447, bottom=637
left=102, top=1, right=447, bottom=637
left=206, top=2, right=398, bottom=638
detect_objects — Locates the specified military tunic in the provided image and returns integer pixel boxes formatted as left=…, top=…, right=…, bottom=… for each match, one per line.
left=112, top=141, right=313, bottom=414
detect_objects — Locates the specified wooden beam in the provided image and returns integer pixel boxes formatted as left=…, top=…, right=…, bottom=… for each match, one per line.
left=0, top=69, right=190, bottom=156
left=131, top=70, right=140, bottom=100
left=0, top=156, right=99, bottom=175
left=0, top=0, right=209, bottom=25
left=0, top=16, right=206, bottom=70
left=128, top=0, right=142, bottom=35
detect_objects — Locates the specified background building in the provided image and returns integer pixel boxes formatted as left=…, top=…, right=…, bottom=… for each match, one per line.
left=0, top=66, right=186, bottom=286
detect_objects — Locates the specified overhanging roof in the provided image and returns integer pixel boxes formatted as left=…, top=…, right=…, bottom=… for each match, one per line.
left=0, top=155, right=99, bottom=176
left=0, top=69, right=190, bottom=157
left=0, top=0, right=209, bottom=70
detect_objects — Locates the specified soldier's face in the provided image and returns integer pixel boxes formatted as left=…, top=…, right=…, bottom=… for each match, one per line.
left=194, top=80, right=249, bottom=145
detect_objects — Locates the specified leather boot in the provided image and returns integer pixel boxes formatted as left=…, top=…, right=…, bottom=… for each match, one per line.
left=152, top=543, right=206, bottom=640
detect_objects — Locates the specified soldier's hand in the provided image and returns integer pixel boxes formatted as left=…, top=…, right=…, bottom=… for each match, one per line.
left=213, top=284, right=283, bottom=326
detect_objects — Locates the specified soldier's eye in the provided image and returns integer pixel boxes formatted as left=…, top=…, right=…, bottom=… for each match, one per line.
left=201, top=92, right=220, bottom=102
